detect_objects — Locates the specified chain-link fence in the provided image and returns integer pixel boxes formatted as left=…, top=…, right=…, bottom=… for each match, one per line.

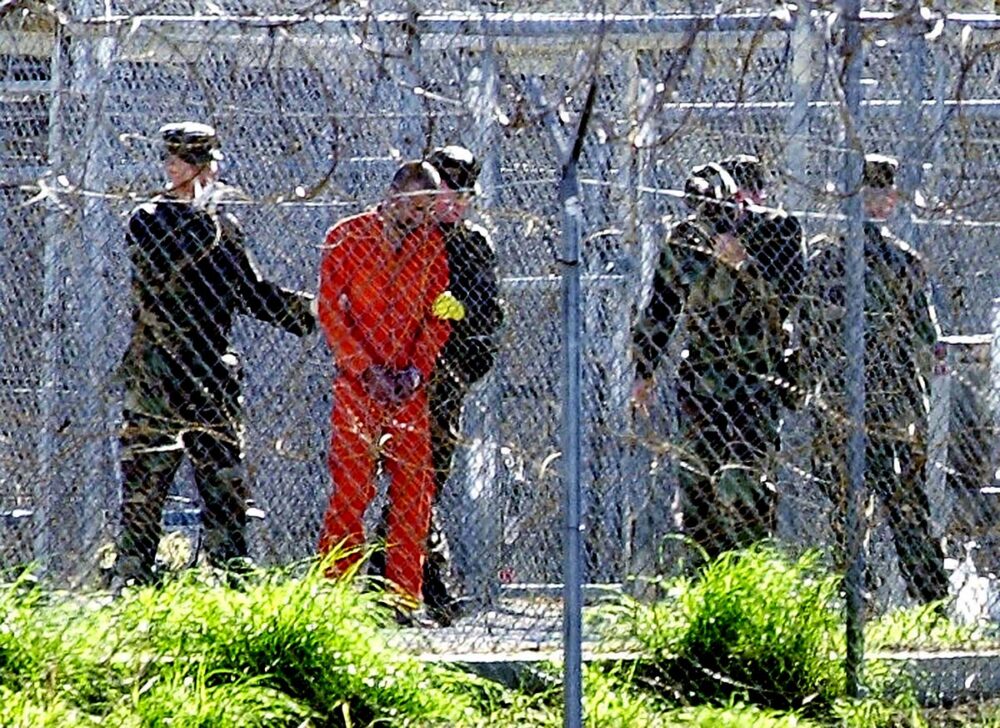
left=5, top=0, right=1000, bottom=723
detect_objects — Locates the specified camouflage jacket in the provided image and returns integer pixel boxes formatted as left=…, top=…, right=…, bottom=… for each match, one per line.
left=632, top=218, right=797, bottom=408
left=804, top=222, right=938, bottom=433
left=437, top=219, right=504, bottom=383
left=737, top=205, right=806, bottom=322
left=121, top=186, right=315, bottom=402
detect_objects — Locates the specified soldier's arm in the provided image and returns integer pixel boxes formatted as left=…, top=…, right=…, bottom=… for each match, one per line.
left=632, top=241, right=686, bottom=381
left=227, top=214, right=316, bottom=337
left=776, top=215, right=807, bottom=298
left=463, top=225, right=504, bottom=336
left=408, top=234, right=453, bottom=381
left=798, top=241, right=841, bottom=390
left=907, top=254, right=941, bottom=352
left=750, top=212, right=806, bottom=310
left=126, top=205, right=167, bottom=308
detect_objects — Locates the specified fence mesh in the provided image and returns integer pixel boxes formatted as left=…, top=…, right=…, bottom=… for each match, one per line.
left=5, top=1, right=1000, bottom=723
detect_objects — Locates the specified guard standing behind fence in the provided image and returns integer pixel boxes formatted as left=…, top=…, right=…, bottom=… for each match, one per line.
left=114, top=122, right=316, bottom=588
left=632, top=162, right=799, bottom=563
left=317, top=161, right=457, bottom=620
left=370, top=146, right=503, bottom=625
left=720, top=154, right=806, bottom=325
left=805, top=153, right=949, bottom=606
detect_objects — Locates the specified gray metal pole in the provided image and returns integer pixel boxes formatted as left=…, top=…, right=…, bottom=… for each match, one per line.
left=396, top=10, right=424, bottom=158
left=526, top=71, right=599, bottom=728
left=784, top=3, right=813, bottom=213
left=36, top=22, right=68, bottom=577
left=560, top=153, right=584, bottom=725
left=899, top=12, right=948, bottom=541
left=522, top=72, right=584, bottom=727
left=457, top=37, right=503, bottom=610
left=624, top=66, right=667, bottom=585
left=559, top=78, right=598, bottom=728
left=74, top=18, right=119, bottom=583
left=990, top=299, right=1000, bottom=482
left=838, top=0, right=867, bottom=698
left=897, top=16, right=925, bottom=249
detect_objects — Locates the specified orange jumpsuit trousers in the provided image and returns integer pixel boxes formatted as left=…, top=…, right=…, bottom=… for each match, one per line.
left=317, top=210, right=450, bottom=602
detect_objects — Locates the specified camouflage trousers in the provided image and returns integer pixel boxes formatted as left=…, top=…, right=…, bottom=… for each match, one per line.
left=814, top=420, right=949, bottom=606
left=115, top=397, right=248, bottom=585
left=675, top=394, right=780, bottom=564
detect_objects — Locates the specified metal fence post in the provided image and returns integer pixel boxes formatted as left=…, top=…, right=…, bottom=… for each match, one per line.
left=74, top=14, right=119, bottom=582
left=839, top=0, right=867, bottom=698
left=451, top=36, right=503, bottom=609
left=778, top=2, right=818, bottom=543
left=899, top=13, right=949, bottom=543
left=990, top=299, right=1000, bottom=478
left=784, top=3, right=813, bottom=211
left=36, top=21, right=68, bottom=578
left=396, top=10, right=424, bottom=158
left=526, top=67, right=597, bottom=728
left=623, top=63, right=665, bottom=584
left=559, top=137, right=584, bottom=728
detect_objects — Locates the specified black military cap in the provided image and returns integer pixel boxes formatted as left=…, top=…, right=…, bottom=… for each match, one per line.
left=427, top=145, right=481, bottom=195
left=719, top=153, right=766, bottom=193
left=863, top=153, right=898, bottom=189
left=685, top=162, right=738, bottom=208
left=160, top=121, right=222, bottom=166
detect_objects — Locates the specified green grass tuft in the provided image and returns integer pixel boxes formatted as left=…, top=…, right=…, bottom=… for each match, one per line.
left=628, top=545, right=845, bottom=711
left=866, top=603, right=992, bottom=652
left=0, top=562, right=491, bottom=726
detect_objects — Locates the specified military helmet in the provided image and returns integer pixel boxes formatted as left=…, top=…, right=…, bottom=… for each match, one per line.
left=862, top=153, right=898, bottom=189
left=719, top=153, right=766, bottom=194
left=160, top=122, right=222, bottom=166
left=684, top=162, right=738, bottom=210
left=427, top=145, right=482, bottom=195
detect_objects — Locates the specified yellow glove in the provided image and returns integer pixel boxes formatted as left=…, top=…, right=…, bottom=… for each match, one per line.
left=432, top=291, right=466, bottom=321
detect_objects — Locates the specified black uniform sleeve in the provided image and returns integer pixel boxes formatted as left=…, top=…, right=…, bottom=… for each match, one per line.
left=632, top=240, right=686, bottom=381
left=458, top=225, right=504, bottom=338
left=743, top=211, right=806, bottom=319
left=126, top=205, right=171, bottom=312
left=900, top=249, right=940, bottom=350
left=223, top=214, right=316, bottom=337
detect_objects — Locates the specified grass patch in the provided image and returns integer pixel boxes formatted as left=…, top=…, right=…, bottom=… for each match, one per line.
left=0, top=686, right=101, bottom=727
left=1, top=546, right=994, bottom=726
left=867, top=603, right=993, bottom=652
left=663, top=700, right=824, bottom=726
left=0, top=562, right=492, bottom=726
left=626, top=545, right=845, bottom=712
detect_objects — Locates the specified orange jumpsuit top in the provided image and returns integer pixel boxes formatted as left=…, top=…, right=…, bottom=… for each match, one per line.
left=318, top=209, right=451, bottom=380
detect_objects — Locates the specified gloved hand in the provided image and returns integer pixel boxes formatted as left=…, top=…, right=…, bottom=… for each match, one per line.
left=361, top=365, right=398, bottom=404
left=432, top=291, right=466, bottom=321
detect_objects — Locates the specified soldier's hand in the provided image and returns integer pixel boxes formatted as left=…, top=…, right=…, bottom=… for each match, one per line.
left=714, top=232, right=748, bottom=269
left=631, top=377, right=655, bottom=417
left=432, top=291, right=466, bottom=321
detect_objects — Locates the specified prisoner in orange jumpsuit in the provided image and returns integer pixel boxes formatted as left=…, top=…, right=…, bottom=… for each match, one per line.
left=317, top=161, right=453, bottom=603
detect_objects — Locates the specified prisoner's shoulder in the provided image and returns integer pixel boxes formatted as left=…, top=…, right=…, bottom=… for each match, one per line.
left=323, top=210, right=377, bottom=249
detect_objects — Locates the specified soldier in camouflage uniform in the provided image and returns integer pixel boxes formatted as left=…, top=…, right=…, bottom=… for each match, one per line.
left=371, top=146, right=503, bottom=624
left=805, top=154, right=949, bottom=605
left=114, top=122, right=315, bottom=587
left=632, top=162, right=801, bottom=562
left=422, top=146, right=502, bottom=621
left=720, top=154, right=806, bottom=325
